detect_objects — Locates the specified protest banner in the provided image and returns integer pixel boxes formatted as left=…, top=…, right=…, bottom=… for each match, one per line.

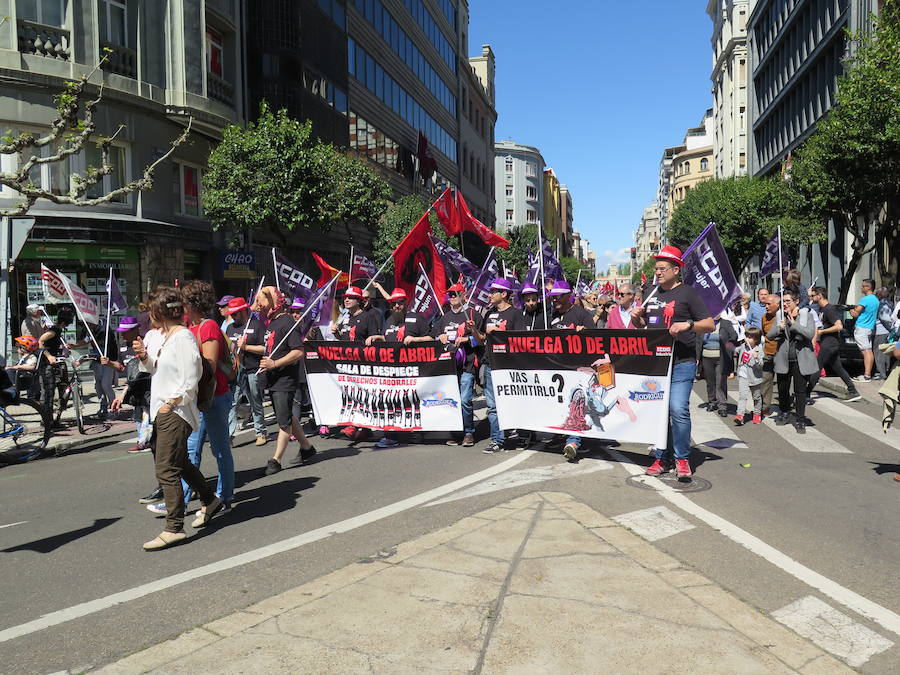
left=304, top=340, right=463, bottom=431
left=488, top=329, right=674, bottom=447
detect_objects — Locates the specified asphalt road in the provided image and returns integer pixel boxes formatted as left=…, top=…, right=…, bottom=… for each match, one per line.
left=1, top=382, right=898, bottom=673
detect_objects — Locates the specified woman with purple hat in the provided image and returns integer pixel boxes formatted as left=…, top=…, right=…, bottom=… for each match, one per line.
left=107, top=316, right=152, bottom=452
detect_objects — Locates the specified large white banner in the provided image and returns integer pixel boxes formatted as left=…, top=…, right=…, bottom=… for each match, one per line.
left=304, top=341, right=463, bottom=431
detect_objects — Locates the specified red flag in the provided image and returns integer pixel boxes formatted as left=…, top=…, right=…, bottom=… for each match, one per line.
left=393, top=212, right=446, bottom=304
left=456, top=191, right=510, bottom=249
left=416, top=131, right=438, bottom=183
left=432, top=188, right=461, bottom=236
left=312, top=252, right=349, bottom=289
left=640, top=272, right=647, bottom=285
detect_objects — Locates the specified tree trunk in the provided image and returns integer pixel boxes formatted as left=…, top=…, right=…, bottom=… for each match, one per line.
left=836, top=211, right=874, bottom=304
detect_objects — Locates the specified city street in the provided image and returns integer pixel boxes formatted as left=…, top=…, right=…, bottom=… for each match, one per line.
left=1, top=380, right=898, bottom=673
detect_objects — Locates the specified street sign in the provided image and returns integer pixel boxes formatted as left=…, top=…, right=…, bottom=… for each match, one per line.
left=1, top=216, right=36, bottom=363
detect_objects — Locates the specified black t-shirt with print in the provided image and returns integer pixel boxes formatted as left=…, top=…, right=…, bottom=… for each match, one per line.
left=819, top=303, right=842, bottom=346
left=550, top=304, right=595, bottom=330
left=480, top=305, right=526, bottom=365
left=641, top=282, right=710, bottom=362
left=382, top=312, right=429, bottom=342
left=338, top=310, right=380, bottom=342
left=433, top=309, right=477, bottom=373
left=226, top=317, right=266, bottom=370
left=523, top=308, right=547, bottom=331
left=262, top=313, right=304, bottom=392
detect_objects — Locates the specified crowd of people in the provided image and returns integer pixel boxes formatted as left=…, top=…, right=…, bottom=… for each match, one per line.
left=7, top=246, right=899, bottom=550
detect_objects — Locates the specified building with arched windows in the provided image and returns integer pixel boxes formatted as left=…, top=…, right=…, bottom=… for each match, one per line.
left=667, top=109, right=714, bottom=220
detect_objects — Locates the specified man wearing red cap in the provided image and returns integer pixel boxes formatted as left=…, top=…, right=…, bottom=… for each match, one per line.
left=630, top=246, right=714, bottom=478
left=335, top=286, right=381, bottom=343
left=433, top=283, right=478, bottom=446
left=224, top=297, right=267, bottom=446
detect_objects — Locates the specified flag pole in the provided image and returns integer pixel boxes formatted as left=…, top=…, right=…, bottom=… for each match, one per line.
left=777, top=224, right=786, bottom=332
left=537, top=223, right=548, bottom=329
left=103, top=267, right=113, bottom=354
left=238, top=275, right=266, bottom=353
left=348, top=244, right=355, bottom=284
left=364, top=257, right=392, bottom=291
left=58, top=272, right=102, bottom=354
left=575, top=269, right=582, bottom=295
left=418, top=262, right=445, bottom=316
left=271, top=248, right=280, bottom=291
left=464, top=247, right=495, bottom=319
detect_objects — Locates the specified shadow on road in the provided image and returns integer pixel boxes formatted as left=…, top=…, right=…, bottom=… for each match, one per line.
left=2, top=517, right=121, bottom=553
left=200, top=476, right=320, bottom=532
left=868, top=461, right=900, bottom=475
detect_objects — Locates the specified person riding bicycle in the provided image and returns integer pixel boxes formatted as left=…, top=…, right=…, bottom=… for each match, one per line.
left=37, top=306, right=75, bottom=415
left=7, top=336, right=41, bottom=400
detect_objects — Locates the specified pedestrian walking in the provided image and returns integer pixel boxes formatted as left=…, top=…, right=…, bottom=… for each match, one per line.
left=698, top=318, right=735, bottom=417
left=254, top=286, right=316, bottom=475
left=759, top=293, right=781, bottom=415
left=134, top=286, right=222, bottom=551
left=746, top=288, right=769, bottom=329
left=90, top=322, right=119, bottom=420
left=630, top=246, right=714, bottom=478
left=224, top=297, right=268, bottom=445
left=806, top=287, right=862, bottom=402
left=37, top=306, right=74, bottom=416
left=768, top=289, right=817, bottom=434
left=849, top=278, right=879, bottom=382
left=433, top=283, right=477, bottom=447
left=106, top=316, right=153, bottom=452
left=733, top=327, right=764, bottom=425
left=873, top=287, right=895, bottom=380
left=470, top=278, right=526, bottom=454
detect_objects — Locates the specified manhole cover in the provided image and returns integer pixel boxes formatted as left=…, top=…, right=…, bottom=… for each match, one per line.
left=625, top=474, right=712, bottom=493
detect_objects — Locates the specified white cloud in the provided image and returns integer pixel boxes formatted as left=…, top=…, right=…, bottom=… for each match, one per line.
left=595, top=247, right=631, bottom=269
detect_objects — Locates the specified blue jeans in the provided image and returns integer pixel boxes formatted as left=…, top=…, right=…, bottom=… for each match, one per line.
left=655, top=359, right=695, bottom=462
left=229, top=368, right=266, bottom=436
left=565, top=435, right=581, bottom=449
left=459, top=371, right=475, bottom=435
left=483, top=366, right=503, bottom=444
left=184, top=392, right=235, bottom=504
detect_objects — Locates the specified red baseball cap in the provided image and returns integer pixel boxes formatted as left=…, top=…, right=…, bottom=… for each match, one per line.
left=225, top=297, right=251, bottom=315
left=388, top=288, right=407, bottom=302
left=447, top=283, right=465, bottom=293
left=344, top=286, right=364, bottom=300
left=654, top=245, right=685, bottom=267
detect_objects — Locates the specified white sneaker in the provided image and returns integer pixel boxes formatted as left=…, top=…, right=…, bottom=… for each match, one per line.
left=146, top=502, right=167, bottom=515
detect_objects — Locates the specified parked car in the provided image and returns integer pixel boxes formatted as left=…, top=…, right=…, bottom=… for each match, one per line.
left=831, top=305, right=863, bottom=375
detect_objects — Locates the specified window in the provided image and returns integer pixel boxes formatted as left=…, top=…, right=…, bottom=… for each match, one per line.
left=83, top=142, right=126, bottom=200
left=700, top=158, right=709, bottom=171
left=173, top=162, right=202, bottom=217
left=505, top=209, right=514, bottom=222
left=525, top=162, right=536, bottom=177
left=99, top=0, right=126, bottom=46
left=505, top=186, right=513, bottom=197
left=526, top=209, right=537, bottom=223
left=16, top=0, right=64, bottom=26
left=505, top=158, right=513, bottom=172
left=206, top=27, right=223, bottom=77
left=526, top=185, right=537, bottom=199
left=682, top=161, right=690, bottom=174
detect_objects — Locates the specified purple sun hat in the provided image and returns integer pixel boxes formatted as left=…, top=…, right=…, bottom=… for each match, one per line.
left=488, top=277, right=514, bottom=293
left=115, top=316, right=140, bottom=332
left=548, top=280, right=573, bottom=296
left=521, top=282, right=539, bottom=295
left=290, top=297, right=306, bottom=310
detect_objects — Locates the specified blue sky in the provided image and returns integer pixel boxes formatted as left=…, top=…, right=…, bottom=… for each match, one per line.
left=468, top=1, right=714, bottom=271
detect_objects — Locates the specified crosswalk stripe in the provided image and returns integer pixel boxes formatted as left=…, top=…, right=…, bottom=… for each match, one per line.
left=725, top=391, right=853, bottom=454
left=612, top=506, right=696, bottom=541
left=809, top=395, right=900, bottom=448
left=688, top=392, right=747, bottom=449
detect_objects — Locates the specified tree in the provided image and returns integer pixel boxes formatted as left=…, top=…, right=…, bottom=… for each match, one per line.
left=790, top=1, right=900, bottom=300
left=1, top=57, right=188, bottom=216
left=667, top=175, right=822, bottom=274
left=497, top=224, right=537, bottom=278
left=203, top=102, right=390, bottom=242
left=560, top=256, right=585, bottom=287
left=371, top=194, right=441, bottom=274
left=632, top=257, right=655, bottom=284
left=617, top=262, right=632, bottom=276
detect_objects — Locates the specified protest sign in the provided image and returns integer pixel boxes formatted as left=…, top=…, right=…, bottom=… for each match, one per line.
left=488, top=329, right=674, bottom=447
left=304, top=341, right=462, bottom=431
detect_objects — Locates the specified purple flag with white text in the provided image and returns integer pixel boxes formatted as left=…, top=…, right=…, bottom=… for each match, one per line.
left=410, top=267, right=440, bottom=321
left=106, top=271, right=127, bottom=313
left=759, top=229, right=788, bottom=277
left=429, top=234, right=480, bottom=280
left=681, top=223, right=743, bottom=318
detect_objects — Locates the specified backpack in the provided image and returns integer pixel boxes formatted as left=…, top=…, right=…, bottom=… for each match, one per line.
left=192, top=323, right=218, bottom=411
left=198, top=319, right=239, bottom=383
left=123, top=356, right=152, bottom=407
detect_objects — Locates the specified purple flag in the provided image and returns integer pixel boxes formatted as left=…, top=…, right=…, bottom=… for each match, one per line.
left=681, top=223, right=743, bottom=317
left=274, top=251, right=316, bottom=299
left=525, top=236, right=563, bottom=285
left=410, top=267, right=440, bottom=321
left=351, top=253, right=378, bottom=281
left=759, top=229, right=787, bottom=277
left=106, top=271, right=127, bottom=313
left=429, top=234, right=480, bottom=280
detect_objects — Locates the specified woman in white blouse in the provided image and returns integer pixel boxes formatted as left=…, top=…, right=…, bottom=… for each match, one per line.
left=135, top=286, right=223, bottom=550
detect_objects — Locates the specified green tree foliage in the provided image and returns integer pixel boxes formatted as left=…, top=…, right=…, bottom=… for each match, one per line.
left=667, top=175, right=821, bottom=274
left=561, top=256, right=586, bottom=287
left=790, top=1, right=900, bottom=299
left=497, top=224, right=537, bottom=278
left=371, top=194, right=442, bottom=274
left=203, top=102, right=390, bottom=240
left=631, top=257, right=655, bottom=285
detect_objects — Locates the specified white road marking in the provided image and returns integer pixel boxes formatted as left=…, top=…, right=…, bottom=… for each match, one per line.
left=0, top=450, right=536, bottom=644
left=604, top=448, right=900, bottom=639
left=689, top=392, right=747, bottom=449
left=0, top=521, right=27, bottom=530
left=772, top=595, right=893, bottom=667
left=726, top=391, right=853, bottom=453
left=424, top=457, right=613, bottom=506
left=809, top=395, right=900, bottom=447
left=612, top=506, right=695, bottom=541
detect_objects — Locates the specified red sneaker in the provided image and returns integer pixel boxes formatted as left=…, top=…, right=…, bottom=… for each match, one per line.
left=733, top=414, right=745, bottom=426
left=645, top=459, right=670, bottom=476
left=752, top=414, right=762, bottom=424
left=675, top=459, right=692, bottom=478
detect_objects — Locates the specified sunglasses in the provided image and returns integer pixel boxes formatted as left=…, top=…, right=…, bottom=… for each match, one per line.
left=448, top=292, right=459, bottom=297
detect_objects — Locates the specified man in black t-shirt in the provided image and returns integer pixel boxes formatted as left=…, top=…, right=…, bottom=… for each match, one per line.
left=335, top=286, right=381, bottom=343
left=433, top=283, right=478, bottom=446
left=547, top=280, right=597, bottom=459
left=224, top=297, right=268, bottom=444
left=254, top=286, right=316, bottom=475
left=630, top=246, right=714, bottom=479
left=471, top=278, right=526, bottom=453
left=807, top=286, right=861, bottom=401
left=521, top=282, right=547, bottom=331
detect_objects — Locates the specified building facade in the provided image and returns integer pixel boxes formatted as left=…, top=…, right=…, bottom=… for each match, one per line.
left=0, top=0, right=245, bottom=325
left=559, top=184, right=574, bottom=256
left=747, top=0, right=881, bottom=296
left=542, top=167, right=562, bottom=244
left=656, top=145, right=683, bottom=244
left=708, top=0, right=753, bottom=178
left=493, top=139, right=544, bottom=232
left=669, top=110, right=714, bottom=214
left=634, top=202, right=660, bottom=270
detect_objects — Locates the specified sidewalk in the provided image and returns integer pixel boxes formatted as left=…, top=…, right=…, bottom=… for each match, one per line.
left=44, top=380, right=136, bottom=456
left=97, top=492, right=850, bottom=674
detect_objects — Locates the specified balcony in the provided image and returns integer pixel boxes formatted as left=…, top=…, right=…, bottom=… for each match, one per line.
left=17, top=19, right=70, bottom=60
left=100, top=41, right=137, bottom=78
left=207, top=71, right=234, bottom=107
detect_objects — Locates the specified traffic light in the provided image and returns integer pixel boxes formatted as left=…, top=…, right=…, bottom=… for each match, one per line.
left=630, top=247, right=636, bottom=260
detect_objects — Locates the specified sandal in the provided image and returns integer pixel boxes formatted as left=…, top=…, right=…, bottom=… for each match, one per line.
left=143, top=530, right=187, bottom=551
left=191, top=497, right=224, bottom=528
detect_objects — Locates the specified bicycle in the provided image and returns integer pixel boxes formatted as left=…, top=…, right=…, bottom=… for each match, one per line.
left=51, top=356, right=96, bottom=434
left=0, top=390, right=51, bottom=464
